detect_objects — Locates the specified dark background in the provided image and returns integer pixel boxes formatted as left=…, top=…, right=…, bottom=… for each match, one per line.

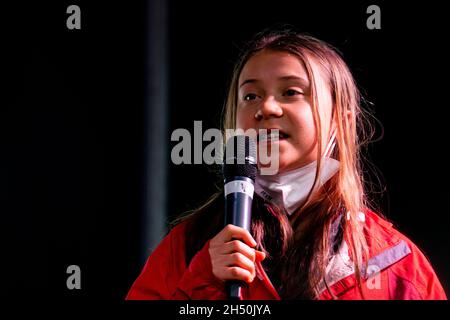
left=2, top=0, right=449, bottom=301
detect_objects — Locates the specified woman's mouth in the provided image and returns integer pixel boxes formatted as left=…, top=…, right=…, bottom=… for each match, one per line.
left=257, top=129, right=290, bottom=143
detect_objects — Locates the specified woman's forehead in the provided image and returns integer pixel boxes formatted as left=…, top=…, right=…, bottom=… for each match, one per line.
left=238, top=49, right=333, bottom=106
left=239, top=50, right=309, bottom=84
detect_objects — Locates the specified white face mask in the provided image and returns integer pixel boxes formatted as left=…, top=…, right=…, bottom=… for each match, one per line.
left=254, top=130, right=339, bottom=215
left=254, top=157, right=340, bottom=215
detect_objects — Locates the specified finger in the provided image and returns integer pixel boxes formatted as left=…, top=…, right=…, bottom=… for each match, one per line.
left=223, top=267, right=254, bottom=283
left=223, top=240, right=256, bottom=262
left=220, top=224, right=257, bottom=247
left=225, top=252, right=256, bottom=277
left=255, top=250, right=266, bottom=261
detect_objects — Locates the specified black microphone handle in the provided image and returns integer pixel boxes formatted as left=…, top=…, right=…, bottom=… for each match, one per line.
left=226, top=280, right=245, bottom=301
left=224, top=177, right=254, bottom=300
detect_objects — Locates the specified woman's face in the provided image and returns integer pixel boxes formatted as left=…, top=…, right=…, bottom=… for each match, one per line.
left=236, top=49, right=333, bottom=173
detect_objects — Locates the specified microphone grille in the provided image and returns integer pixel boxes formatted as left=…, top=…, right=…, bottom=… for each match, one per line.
left=223, top=135, right=257, bottom=181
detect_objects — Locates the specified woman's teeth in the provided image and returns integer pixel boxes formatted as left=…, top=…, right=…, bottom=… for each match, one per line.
left=258, top=131, right=287, bottom=142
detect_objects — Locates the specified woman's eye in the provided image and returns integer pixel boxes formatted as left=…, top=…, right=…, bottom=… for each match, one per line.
left=283, top=89, right=302, bottom=97
left=243, top=93, right=257, bottom=101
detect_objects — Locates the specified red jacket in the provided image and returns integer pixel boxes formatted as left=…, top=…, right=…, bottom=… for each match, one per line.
left=126, top=210, right=447, bottom=300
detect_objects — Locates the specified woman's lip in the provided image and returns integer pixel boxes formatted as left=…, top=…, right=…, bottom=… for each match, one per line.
left=258, top=128, right=289, bottom=134
left=259, top=137, right=288, bottom=143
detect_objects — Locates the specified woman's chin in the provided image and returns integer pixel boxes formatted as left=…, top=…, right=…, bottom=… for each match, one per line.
left=257, top=160, right=290, bottom=175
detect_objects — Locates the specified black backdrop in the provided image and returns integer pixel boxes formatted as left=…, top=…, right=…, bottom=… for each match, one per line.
left=2, top=0, right=449, bottom=301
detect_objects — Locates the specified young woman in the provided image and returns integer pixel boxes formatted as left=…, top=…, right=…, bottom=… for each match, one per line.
left=126, top=30, right=447, bottom=300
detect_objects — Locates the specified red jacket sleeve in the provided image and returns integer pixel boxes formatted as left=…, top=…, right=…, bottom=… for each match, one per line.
left=389, top=238, right=447, bottom=300
left=126, top=223, right=227, bottom=300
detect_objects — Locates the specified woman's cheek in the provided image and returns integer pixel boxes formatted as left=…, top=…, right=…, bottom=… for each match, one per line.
left=236, top=109, right=254, bottom=130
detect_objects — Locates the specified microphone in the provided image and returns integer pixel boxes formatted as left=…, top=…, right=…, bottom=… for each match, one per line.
left=222, top=135, right=257, bottom=300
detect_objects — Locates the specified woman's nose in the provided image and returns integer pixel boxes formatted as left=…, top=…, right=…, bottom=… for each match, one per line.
left=255, top=97, right=283, bottom=120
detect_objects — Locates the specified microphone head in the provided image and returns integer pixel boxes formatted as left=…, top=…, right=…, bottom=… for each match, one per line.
left=223, top=135, right=257, bottom=181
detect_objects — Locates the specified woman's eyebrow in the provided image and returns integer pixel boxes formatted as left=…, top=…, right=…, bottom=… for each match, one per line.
left=278, top=75, right=310, bottom=87
left=239, top=78, right=258, bottom=88
left=239, top=75, right=309, bottom=88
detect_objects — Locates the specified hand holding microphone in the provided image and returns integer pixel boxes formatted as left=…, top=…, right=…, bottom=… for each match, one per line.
left=208, top=224, right=266, bottom=285
left=208, top=135, right=266, bottom=300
